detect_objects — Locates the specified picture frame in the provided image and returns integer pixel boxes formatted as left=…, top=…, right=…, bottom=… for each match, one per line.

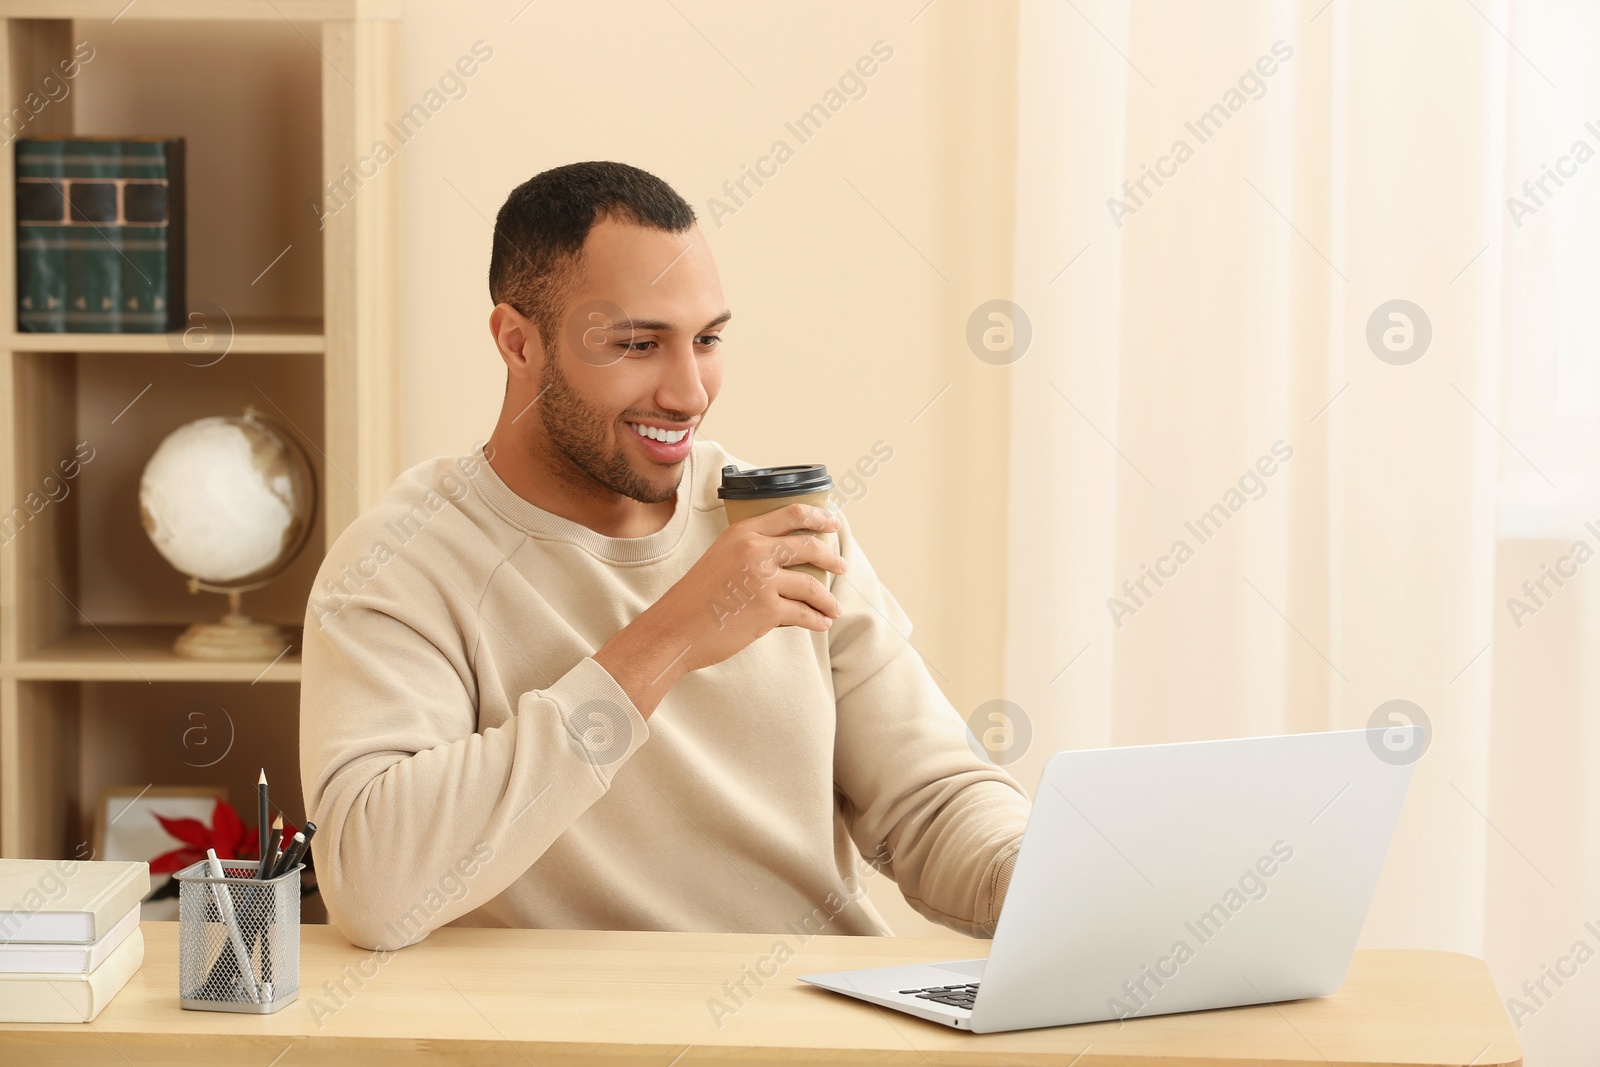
left=94, top=785, right=229, bottom=921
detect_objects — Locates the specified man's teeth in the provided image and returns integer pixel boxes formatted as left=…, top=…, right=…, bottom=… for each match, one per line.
left=629, top=423, right=689, bottom=444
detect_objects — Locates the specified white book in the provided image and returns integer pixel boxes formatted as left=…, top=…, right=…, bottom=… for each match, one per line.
left=0, top=903, right=140, bottom=974
left=0, top=926, right=144, bottom=1023
left=0, top=859, right=149, bottom=943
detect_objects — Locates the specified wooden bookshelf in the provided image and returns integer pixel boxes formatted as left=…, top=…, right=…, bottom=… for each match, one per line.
left=0, top=5, right=397, bottom=858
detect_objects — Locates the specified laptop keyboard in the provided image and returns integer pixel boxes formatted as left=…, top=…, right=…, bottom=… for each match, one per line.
left=898, top=982, right=979, bottom=1010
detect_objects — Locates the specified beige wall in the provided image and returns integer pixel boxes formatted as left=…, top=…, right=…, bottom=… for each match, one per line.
left=389, top=2, right=1018, bottom=934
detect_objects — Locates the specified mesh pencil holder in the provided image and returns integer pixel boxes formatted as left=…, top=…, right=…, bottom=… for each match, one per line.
left=173, top=858, right=300, bottom=1013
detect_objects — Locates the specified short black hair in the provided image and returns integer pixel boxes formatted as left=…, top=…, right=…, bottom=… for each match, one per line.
left=489, top=161, right=697, bottom=349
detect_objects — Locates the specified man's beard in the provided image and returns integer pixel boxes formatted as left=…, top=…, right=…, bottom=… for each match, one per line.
left=537, top=356, right=683, bottom=505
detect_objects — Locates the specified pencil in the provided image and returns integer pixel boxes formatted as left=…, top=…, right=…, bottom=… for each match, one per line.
left=255, top=770, right=271, bottom=879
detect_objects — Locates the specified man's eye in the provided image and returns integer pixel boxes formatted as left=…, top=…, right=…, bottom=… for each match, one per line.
left=697, top=335, right=722, bottom=347
left=617, top=340, right=655, bottom=353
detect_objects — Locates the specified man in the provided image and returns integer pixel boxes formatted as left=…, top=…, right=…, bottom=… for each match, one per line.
left=300, top=161, right=1031, bottom=951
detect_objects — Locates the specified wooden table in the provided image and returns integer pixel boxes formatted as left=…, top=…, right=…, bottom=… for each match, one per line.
left=0, top=922, right=1520, bottom=1066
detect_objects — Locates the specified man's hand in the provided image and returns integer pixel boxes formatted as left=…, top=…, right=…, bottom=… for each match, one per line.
left=594, top=503, right=848, bottom=718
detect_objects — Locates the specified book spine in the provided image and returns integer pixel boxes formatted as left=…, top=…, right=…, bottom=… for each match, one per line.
left=72, top=217, right=124, bottom=333
left=65, top=139, right=120, bottom=332
left=15, top=223, right=66, bottom=332
left=113, top=139, right=182, bottom=333
left=14, top=139, right=67, bottom=332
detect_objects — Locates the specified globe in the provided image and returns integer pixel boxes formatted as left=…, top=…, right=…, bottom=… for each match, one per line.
left=138, top=409, right=317, bottom=660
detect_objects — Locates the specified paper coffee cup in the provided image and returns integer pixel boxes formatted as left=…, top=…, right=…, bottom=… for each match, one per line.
left=718, top=464, right=835, bottom=588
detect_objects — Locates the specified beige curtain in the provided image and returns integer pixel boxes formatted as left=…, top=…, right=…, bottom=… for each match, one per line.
left=1009, top=1, right=1597, bottom=1062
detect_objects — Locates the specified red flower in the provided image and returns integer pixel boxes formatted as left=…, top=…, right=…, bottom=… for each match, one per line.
left=149, top=797, right=297, bottom=875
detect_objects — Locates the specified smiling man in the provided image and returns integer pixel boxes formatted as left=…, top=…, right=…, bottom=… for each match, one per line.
left=299, top=161, right=1030, bottom=950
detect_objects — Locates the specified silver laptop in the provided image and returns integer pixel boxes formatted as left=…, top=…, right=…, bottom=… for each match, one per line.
left=800, top=726, right=1419, bottom=1033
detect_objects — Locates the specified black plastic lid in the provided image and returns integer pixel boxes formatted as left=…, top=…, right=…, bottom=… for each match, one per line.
left=717, top=463, right=832, bottom=500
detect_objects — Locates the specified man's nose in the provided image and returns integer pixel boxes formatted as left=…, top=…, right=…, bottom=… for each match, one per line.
left=655, top=343, right=708, bottom=416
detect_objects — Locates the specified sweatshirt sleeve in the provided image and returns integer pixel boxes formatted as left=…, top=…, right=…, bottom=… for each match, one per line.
left=828, top=516, right=1032, bottom=938
left=299, top=583, right=650, bottom=951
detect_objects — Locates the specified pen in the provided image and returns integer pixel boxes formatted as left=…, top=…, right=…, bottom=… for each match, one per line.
left=205, top=848, right=261, bottom=1003
left=276, top=821, right=316, bottom=878
left=271, top=833, right=304, bottom=880
left=255, top=770, right=272, bottom=879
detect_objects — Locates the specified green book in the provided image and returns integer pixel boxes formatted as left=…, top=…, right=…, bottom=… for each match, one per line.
left=15, top=137, right=186, bottom=333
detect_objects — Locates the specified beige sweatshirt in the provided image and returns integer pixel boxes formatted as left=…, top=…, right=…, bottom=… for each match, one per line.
left=299, top=439, right=1030, bottom=950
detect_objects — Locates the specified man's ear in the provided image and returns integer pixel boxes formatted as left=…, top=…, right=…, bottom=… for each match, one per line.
left=489, top=302, right=545, bottom=382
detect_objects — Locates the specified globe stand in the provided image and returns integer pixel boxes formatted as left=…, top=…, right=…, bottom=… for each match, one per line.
left=173, top=580, right=297, bottom=662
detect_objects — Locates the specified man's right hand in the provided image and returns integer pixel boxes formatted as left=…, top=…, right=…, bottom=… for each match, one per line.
left=594, top=503, right=848, bottom=718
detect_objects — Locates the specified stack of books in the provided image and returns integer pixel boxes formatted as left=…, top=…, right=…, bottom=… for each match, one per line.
left=0, top=859, right=149, bottom=1022
left=14, top=136, right=187, bottom=333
